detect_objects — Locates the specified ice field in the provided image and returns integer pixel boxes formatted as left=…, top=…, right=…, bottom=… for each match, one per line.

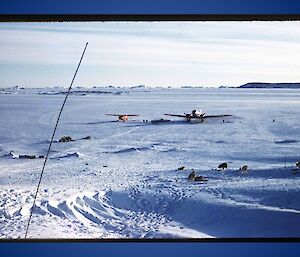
left=0, top=87, right=300, bottom=238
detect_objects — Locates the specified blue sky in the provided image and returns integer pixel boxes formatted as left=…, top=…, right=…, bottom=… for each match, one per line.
left=0, top=22, right=300, bottom=88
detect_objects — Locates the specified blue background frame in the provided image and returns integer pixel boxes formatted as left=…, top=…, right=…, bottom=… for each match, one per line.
left=1, top=242, right=300, bottom=257
left=0, top=0, right=300, bottom=15
left=0, top=0, right=300, bottom=256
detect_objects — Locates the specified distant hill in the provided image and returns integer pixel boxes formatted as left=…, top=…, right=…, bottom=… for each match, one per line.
left=240, top=83, right=300, bottom=89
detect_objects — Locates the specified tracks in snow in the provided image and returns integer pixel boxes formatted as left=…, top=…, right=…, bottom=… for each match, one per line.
left=0, top=179, right=187, bottom=238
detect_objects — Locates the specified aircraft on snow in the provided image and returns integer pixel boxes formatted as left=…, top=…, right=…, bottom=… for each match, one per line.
left=164, top=109, right=232, bottom=123
left=105, top=110, right=232, bottom=123
left=106, top=114, right=139, bottom=122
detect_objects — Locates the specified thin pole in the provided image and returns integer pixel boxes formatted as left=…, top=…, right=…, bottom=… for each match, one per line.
left=24, top=42, right=88, bottom=238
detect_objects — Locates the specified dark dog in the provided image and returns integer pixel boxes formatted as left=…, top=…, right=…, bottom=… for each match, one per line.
left=218, top=162, right=228, bottom=170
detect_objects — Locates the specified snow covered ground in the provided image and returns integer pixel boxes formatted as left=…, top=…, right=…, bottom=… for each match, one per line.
left=0, top=87, right=300, bottom=238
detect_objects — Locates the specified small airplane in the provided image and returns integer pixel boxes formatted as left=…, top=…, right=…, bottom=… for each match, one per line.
left=106, top=113, right=139, bottom=122
left=164, top=109, right=231, bottom=123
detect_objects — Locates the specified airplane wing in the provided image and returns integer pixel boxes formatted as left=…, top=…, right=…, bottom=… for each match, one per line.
left=202, top=114, right=232, bottom=119
left=126, top=114, right=139, bottom=117
left=164, top=113, right=188, bottom=118
left=164, top=113, right=232, bottom=119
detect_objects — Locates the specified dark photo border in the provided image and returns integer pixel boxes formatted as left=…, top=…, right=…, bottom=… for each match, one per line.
left=0, top=1, right=300, bottom=256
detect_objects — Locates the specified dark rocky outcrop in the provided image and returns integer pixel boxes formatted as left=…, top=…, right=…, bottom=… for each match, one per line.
left=240, top=83, right=300, bottom=89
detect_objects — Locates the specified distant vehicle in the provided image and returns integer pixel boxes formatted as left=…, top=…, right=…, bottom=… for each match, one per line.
left=106, top=114, right=139, bottom=122
left=164, top=109, right=232, bottom=123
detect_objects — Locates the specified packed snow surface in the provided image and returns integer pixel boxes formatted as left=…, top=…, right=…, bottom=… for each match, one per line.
left=0, top=87, right=300, bottom=238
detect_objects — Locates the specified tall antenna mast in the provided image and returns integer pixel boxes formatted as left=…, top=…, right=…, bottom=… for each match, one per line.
left=24, top=42, right=88, bottom=238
